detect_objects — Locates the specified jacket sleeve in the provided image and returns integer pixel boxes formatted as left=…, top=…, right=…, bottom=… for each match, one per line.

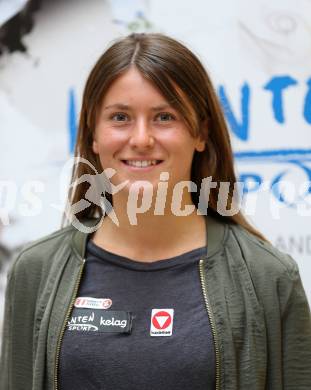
left=280, top=259, right=311, bottom=389
left=0, top=253, right=36, bottom=390
left=0, top=262, right=16, bottom=389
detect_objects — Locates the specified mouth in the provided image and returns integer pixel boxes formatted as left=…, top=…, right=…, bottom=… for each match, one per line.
left=121, top=159, right=163, bottom=170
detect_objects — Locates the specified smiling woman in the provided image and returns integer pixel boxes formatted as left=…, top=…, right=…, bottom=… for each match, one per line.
left=1, top=32, right=310, bottom=390
left=91, top=66, right=206, bottom=220
left=68, top=33, right=264, bottom=242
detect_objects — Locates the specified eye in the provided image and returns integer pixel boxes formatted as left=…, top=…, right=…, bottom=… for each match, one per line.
left=110, top=112, right=128, bottom=122
left=156, top=112, right=175, bottom=122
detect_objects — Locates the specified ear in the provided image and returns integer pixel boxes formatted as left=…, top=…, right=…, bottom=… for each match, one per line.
left=195, top=119, right=208, bottom=152
left=195, top=139, right=206, bottom=152
left=92, top=139, right=99, bottom=154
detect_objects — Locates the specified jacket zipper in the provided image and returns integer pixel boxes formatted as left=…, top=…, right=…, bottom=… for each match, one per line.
left=54, top=258, right=86, bottom=390
left=199, top=258, right=221, bottom=390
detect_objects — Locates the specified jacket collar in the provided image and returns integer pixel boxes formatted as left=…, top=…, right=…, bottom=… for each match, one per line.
left=71, top=214, right=227, bottom=260
left=207, top=215, right=228, bottom=257
left=71, top=217, right=101, bottom=260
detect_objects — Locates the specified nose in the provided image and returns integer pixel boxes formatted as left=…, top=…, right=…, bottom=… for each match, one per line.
left=129, top=119, right=154, bottom=149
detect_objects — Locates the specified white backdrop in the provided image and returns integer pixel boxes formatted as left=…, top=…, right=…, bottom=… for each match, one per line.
left=0, top=0, right=310, bottom=338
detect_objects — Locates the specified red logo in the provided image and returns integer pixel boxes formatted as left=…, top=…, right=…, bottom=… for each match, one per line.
left=152, top=310, right=172, bottom=329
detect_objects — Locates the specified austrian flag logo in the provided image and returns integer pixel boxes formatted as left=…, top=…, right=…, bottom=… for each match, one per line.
left=150, top=309, right=174, bottom=336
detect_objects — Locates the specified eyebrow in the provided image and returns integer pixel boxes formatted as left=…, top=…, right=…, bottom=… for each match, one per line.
left=103, top=103, right=174, bottom=111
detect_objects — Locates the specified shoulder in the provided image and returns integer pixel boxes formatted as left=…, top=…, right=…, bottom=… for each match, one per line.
left=226, top=222, right=311, bottom=326
left=7, top=224, right=76, bottom=282
left=208, top=215, right=299, bottom=284
left=213, top=219, right=306, bottom=313
left=226, top=222, right=298, bottom=279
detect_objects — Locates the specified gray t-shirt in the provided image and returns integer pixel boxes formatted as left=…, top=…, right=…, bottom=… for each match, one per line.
left=59, top=239, right=215, bottom=389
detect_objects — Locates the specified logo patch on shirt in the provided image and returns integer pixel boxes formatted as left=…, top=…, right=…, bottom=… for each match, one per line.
left=67, top=309, right=132, bottom=333
left=150, top=309, right=174, bottom=336
left=74, top=297, right=112, bottom=309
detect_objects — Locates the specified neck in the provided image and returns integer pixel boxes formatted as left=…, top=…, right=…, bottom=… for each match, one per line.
left=92, top=191, right=207, bottom=261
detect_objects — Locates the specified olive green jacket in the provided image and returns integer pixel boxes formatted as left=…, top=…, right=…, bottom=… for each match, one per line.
left=1, top=216, right=311, bottom=389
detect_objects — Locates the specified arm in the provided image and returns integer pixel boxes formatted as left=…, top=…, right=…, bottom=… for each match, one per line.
left=0, top=254, right=36, bottom=390
left=0, top=264, right=16, bottom=389
left=281, top=261, right=311, bottom=389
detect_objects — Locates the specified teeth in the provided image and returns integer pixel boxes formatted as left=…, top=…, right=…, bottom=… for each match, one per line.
left=125, top=160, right=158, bottom=167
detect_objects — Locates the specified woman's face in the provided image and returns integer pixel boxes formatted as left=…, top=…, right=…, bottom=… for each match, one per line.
left=92, top=67, right=205, bottom=197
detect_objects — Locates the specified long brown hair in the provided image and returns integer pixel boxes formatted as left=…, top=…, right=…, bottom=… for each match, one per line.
left=65, top=32, right=266, bottom=241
